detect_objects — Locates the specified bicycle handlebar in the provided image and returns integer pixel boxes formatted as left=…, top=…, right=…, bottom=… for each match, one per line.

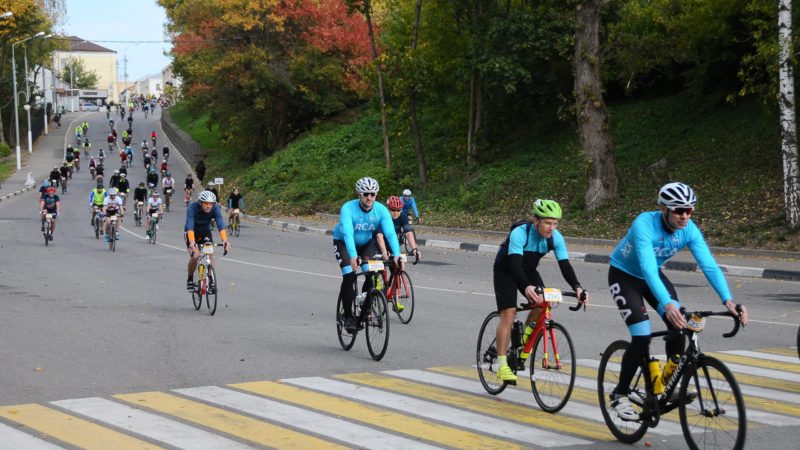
left=519, top=287, right=586, bottom=312
left=679, top=304, right=743, bottom=338
left=568, top=290, right=588, bottom=311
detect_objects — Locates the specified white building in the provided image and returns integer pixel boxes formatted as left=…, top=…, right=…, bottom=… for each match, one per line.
left=52, top=36, right=118, bottom=103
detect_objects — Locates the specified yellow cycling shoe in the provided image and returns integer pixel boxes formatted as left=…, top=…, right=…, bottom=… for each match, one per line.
left=497, top=364, right=517, bottom=383
left=393, top=301, right=405, bottom=313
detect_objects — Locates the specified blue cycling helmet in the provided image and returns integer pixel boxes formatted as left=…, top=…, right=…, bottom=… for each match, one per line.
left=43, top=180, right=51, bottom=188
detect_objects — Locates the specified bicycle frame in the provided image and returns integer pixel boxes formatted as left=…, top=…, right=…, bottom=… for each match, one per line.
left=519, top=302, right=564, bottom=370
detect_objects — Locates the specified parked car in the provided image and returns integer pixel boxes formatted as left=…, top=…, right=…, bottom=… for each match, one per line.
left=80, top=103, right=100, bottom=112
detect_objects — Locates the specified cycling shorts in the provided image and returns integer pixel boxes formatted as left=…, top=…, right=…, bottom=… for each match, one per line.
left=105, top=209, right=120, bottom=217
left=332, top=238, right=381, bottom=276
left=608, top=265, right=682, bottom=336
left=148, top=208, right=160, bottom=215
left=185, top=229, right=213, bottom=248
left=493, top=264, right=544, bottom=311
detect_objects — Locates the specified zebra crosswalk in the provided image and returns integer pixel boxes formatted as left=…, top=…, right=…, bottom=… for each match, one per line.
left=0, top=347, right=797, bottom=449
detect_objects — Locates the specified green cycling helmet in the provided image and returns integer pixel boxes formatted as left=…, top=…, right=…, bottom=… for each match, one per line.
left=533, top=199, right=562, bottom=219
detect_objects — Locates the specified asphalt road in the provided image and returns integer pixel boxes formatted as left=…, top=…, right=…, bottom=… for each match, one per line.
left=0, top=108, right=797, bottom=449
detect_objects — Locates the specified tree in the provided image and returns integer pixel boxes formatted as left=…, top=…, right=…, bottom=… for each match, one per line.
left=60, top=57, right=99, bottom=89
left=574, top=0, right=618, bottom=210
left=407, top=0, right=427, bottom=186
left=778, top=0, right=800, bottom=228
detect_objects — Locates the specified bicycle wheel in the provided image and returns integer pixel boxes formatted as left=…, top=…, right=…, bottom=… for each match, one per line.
left=365, top=290, right=390, bottom=361
left=234, top=217, right=240, bottom=237
left=151, top=222, right=158, bottom=244
left=597, top=340, right=649, bottom=444
left=476, top=311, right=508, bottom=395
left=206, top=266, right=218, bottom=315
left=391, top=271, right=415, bottom=324
left=44, top=225, right=49, bottom=246
left=94, top=217, right=100, bottom=239
left=679, top=355, right=746, bottom=450
left=192, top=265, right=203, bottom=310
left=109, top=223, right=116, bottom=252
left=403, top=230, right=416, bottom=254
left=530, top=321, right=576, bottom=413
left=336, top=295, right=357, bottom=350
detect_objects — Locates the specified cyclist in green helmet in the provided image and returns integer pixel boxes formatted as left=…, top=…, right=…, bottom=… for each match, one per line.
left=491, top=199, right=589, bottom=383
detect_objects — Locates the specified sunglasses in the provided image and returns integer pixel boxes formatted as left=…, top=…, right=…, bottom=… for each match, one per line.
left=670, top=207, right=694, bottom=216
left=361, top=192, right=377, bottom=198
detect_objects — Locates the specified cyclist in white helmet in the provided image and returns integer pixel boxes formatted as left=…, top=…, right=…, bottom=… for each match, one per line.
left=401, top=188, right=421, bottom=224
left=184, top=190, right=231, bottom=291
left=606, top=182, right=749, bottom=421
left=333, top=177, right=404, bottom=333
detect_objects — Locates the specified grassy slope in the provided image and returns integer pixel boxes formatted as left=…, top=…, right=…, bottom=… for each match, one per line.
left=170, top=94, right=798, bottom=251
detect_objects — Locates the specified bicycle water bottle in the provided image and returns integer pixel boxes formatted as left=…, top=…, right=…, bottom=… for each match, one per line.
left=356, top=293, right=366, bottom=308
left=512, top=319, right=524, bottom=348
left=648, top=358, right=665, bottom=395
left=661, top=354, right=680, bottom=385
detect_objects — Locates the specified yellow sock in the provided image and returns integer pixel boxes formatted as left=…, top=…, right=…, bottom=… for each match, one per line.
left=498, top=355, right=507, bottom=366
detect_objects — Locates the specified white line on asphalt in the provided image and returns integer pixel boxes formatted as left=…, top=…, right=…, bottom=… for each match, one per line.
left=51, top=397, right=254, bottom=449
left=0, top=422, right=65, bottom=450
left=721, top=350, right=800, bottom=364
left=175, top=386, right=441, bottom=450
left=284, top=377, right=591, bottom=447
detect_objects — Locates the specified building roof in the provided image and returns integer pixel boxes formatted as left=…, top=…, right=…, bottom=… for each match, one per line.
left=62, top=36, right=116, bottom=53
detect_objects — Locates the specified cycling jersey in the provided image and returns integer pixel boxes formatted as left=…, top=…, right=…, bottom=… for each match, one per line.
left=162, top=177, right=175, bottom=188
left=49, top=170, right=60, bottom=181
left=117, top=179, right=130, bottom=193
left=334, top=199, right=400, bottom=259
left=41, top=194, right=60, bottom=211
left=147, top=172, right=159, bottom=187
left=133, top=187, right=148, bottom=202
left=103, top=196, right=124, bottom=213
left=610, top=211, right=731, bottom=315
left=228, top=193, right=244, bottom=209
left=59, top=167, right=69, bottom=178
left=184, top=202, right=226, bottom=233
left=185, top=178, right=194, bottom=190
left=147, top=197, right=163, bottom=210
left=89, top=189, right=107, bottom=206
left=401, top=196, right=419, bottom=217
left=392, top=212, right=412, bottom=235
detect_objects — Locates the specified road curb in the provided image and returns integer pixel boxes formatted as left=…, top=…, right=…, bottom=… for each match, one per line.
left=238, top=213, right=800, bottom=282
left=0, top=185, right=33, bottom=202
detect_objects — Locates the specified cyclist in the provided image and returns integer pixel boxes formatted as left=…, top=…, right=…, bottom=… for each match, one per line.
left=64, top=152, right=75, bottom=178
left=72, top=146, right=81, bottom=172
left=492, top=199, right=589, bottom=383
left=150, top=147, right=158, bottom=161
left=125, top=145, right=134, bottom=165
left=95, top=163, right=105, bottom=179
left=145, top=191, right=163, bottom=237
left=607, top=182, right=749, bottom=421
left=117, top=173, right=131, bottom=205
left=133, top=181, right=148, bottom=223
left=39, top=187, right=61, bottom=239
left=401, top=189, right=421, bottom=224
left=49, top=167, right=61, bottom=187
left=108, top=132, right=116, bottom=150
left=160, top=159, right=168, bottom=177
left=333, top=177, right=403, bottom=333
left=75, top=125, right=82, bottom=143
left=127, top=114, right=133, bottom=127
left=143, top=153, right=152, bottom=172
left=162, top=145, right=170, bottom=161
left=89, top=182, right=107, bottom=226
left=227, top=187, right=244, bottom=224
left=38, top=179, right=51, bottom=199
left=119, top=147, right=129, bottom=166
left=150, top=130, right=157, bottom=147
left=102, top=188, right=125, bottom=242
left=184, top=173, right=194, bottom=202
left=146, top=166, right=159, bottom=190
left=206, top=181, right=219, bottom=204
left=109, top=170, right=121, bottom=189
left=162, top=171, right=175, bottom=198
left=81, top=121, right=89, bottom=136
left=376, top=195, right=421, bottom=261
left=184, top=190, right=231, bottom=291
left=59, top=163, right=70, bottom=189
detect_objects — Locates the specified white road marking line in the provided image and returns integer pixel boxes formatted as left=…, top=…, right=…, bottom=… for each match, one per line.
left=0, top=422, right=65, bottom=450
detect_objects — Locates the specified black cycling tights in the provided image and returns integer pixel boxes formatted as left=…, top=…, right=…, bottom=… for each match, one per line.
left=339, top=273, right=373, bottom=319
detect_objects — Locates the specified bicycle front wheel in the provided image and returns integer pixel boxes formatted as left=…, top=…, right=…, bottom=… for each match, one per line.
left=404, top=229, right=416, bottom=254
left=234, top=217, right=240, bottom=237
left=597, top=340, right=649, bottom=444
left=365, top=290, right=390, bottom=361
left=109, top=224, right=116, bottom=252
left=392, top=271, right=415, bottom=324
left=476, top=311, right=507, bottom=395
left=530, top=321, right=575, bottom=413
left=679, top=355, right=746, bottom=450
left=192, top=265, right=203, bottom=311
left=206, top=266, right=218, bottom=315
left=151, top=223, right=158, bottom=244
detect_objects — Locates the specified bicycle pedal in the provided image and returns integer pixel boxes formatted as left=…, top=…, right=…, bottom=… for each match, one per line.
left=504, top=380, right=517, bottom=386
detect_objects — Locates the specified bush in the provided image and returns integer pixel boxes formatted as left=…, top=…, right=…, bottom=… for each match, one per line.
left=0, top=143, right=10, bottom=158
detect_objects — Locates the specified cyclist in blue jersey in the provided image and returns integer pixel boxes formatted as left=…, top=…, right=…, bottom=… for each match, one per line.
left=333, top=177, right=404, bottom=333
left=492, top=199, right=588, bottom=383
left=401, top=189, right=421, bottom=223
left=375, top=195, right=421, bottom=260
left=184, top=190, right=231, bottom=291
left=607, top=182, right=749, bottom=420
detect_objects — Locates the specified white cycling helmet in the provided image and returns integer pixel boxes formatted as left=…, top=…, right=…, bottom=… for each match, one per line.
left=402, top=189, right=412, bottom=196
left=198, top=190, right=217, bottom=203
left=355, top=177, right=379, bottom=194
left=658, top=182, right=697, bottom=209
left=108, top=188, right=119, bottom=195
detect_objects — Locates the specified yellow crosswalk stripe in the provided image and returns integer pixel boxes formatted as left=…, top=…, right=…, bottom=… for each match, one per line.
left=335, top=372, right=613, bottom=441
left=114, top=391, right=346, bottom=450
left=759, top=347, right=798, bottom=358
left=706, top=352, right=800, bottom=374
left=0, top=403, right=162, bottom=450
left=232, top=380, right=525, bottom=450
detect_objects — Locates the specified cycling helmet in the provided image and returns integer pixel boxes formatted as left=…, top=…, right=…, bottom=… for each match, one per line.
left=108, top=188, right=119, bottom=196
left=198, top=190, right=216, bottom=203
left=355, top=177, right=379, bottom=194
left=152, top=191, right=160, bottom=196
left=166, top=172, right=171, bottom=177
left=402, top=189, right=412, bottom=196
left=46, top=187, right=56, bottom=193
left=387, top=196, right=403, bottom=211
left=162, top=159, right=166, bottom=163
left=658, top=182, right=697, bottom=209
left=114, top=169, right=119, bottom=174
left=139, top=181, right=145, bottom=186
left=120, top=173, right=126, bottom=178
left=532, top=199, right=562, bottom=219
left=207, top=181, right=215, bottom=187
left=43, top=180, right=51, bottom=188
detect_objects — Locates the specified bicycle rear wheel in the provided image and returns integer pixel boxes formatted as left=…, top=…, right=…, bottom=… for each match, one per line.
left=365, top=290, right=390, bottom=361
left=476, top=311, right=508, bottom=395
left=530, top=321, right=575, bottom=413
left=392, top=271, right=415, bottom=324
left=679, top=355, right=746, bottom=450
left=597, top=340, right=649, bottom=444
left=206, top=266, right=218, bottom=315
left=336, top=295, right=358, bottom=350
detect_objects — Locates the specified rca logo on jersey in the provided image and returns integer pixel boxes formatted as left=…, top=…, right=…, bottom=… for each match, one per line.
left=653, top=246, right=679, bottom=258
left=354, top=222, right=376, bottom=231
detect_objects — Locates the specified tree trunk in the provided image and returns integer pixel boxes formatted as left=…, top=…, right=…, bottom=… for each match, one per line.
left=408, top=0, right=427, bottom=186
left=467, top=71, right=476, bottom=171
left=364, top=0, right=391, bottom=169
left=574, top=1, right=618, bottom=210
left=779, top=0, right=800, bottom=228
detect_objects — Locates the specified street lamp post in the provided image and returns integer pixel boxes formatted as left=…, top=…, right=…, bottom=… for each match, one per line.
left=10, top=32, right=45, bottom=170
left=42, top=66, right=48, bottom=135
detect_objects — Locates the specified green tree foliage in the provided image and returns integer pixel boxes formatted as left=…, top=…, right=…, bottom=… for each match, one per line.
left=60, top=57, right=99, bottom=89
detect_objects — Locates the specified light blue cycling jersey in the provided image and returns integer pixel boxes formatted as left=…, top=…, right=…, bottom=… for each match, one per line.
left=401, top=196, right=419, bottom=217
left=610, top=211, right=731, bottom=315
left=508, top=225, right=568, bottom=260
left=334, top=199, right=400, bottom=258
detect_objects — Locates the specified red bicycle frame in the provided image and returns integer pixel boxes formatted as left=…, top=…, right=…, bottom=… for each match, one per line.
left=519, top=303, right=564, bottom=370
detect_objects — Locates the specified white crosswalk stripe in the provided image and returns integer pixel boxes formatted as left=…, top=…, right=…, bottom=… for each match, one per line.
left=721, top=350, right=800, bottom=364
left=0, top=422, right=65, bottom=450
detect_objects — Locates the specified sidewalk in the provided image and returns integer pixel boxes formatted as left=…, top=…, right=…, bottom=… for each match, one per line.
left=0, top=111, right=86, bottom=201
left=237, top=212, right=800, bottom=282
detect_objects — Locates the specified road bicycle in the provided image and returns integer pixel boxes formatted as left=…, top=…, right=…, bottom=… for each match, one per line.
left=398, top=228, right=418, bottom=255
left=192, top=241, right=227, bottom=315
left=380, top=252, right=419, bottom=324
left=597, top=306, right=745, bottom=450
left=91, top=207, right=104, bottom=239
left=184, top=188, right=192, bottom=206
left=477, top=288, right=585, bottom=413
left=147, top=212, right=160, bottom=244
left=336, top=257, right=391, bottom=361
left=106, top=215, right=120, bottom=252
left=134, top=201, right=144, bottom=227
left=90, top=165, right=96, bottom=179
left=228, top=209, right=241, bottom=237
left=42, top=212, right=55, bottom=246
left=164, top=188, right=173, bottom=212
left=60, top=176, right=67, bottom=194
